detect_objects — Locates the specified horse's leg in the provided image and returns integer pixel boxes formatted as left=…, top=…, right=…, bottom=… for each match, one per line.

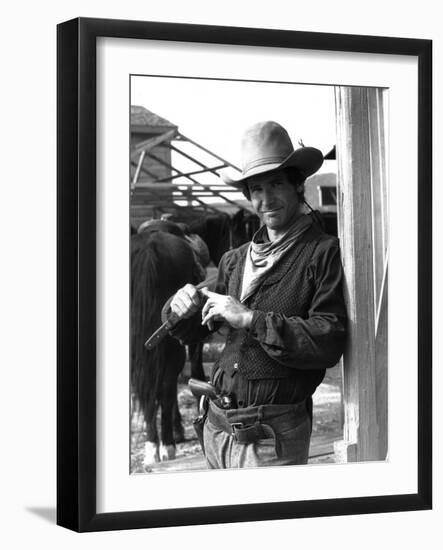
left=188, top=342, right=205, bottom=381
left=159, top=342, right=186, bottom=461
left=159, top=380, right=179, bottom=461
left=143, top=398, right=160, bottom=465
left=172, top=396, right=185, bottom=443
left=187, top=342, right=206, bottom=416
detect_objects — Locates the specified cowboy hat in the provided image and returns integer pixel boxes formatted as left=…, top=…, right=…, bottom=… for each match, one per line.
left=221, top=120, right=324, bottom=187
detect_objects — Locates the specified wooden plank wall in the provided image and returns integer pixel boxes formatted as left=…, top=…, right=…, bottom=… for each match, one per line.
left=130, top=135, right=173, bottom=229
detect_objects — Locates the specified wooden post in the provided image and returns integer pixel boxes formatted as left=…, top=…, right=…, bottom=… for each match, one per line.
left=368, top=89, right=389, bottom=461
left=334, top=87, right=388, bottom=462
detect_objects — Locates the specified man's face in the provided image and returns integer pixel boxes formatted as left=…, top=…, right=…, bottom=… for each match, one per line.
left=247, top=171, right=301, bottom=234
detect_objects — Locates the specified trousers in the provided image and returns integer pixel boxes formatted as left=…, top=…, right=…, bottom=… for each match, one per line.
left=203, top=399, right=312, bottom=469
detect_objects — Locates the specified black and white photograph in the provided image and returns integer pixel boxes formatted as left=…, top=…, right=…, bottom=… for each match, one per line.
left=129, top=76, right=388, bottom=473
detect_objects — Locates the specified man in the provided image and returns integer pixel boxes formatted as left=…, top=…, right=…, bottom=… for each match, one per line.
left=169, top=121, right=347, bottom=469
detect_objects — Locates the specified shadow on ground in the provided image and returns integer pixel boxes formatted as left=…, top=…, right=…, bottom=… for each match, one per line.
left=26, top=507, right=56, bottom=524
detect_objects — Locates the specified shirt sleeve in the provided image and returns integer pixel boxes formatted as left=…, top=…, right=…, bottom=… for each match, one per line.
left=249, top=243, right=347, bottom=370
left=168, top=249, right=236, bottom=344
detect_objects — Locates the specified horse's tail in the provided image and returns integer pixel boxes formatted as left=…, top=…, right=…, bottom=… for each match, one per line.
left=130, top=232, right=199, bottom=416
left=130, top=234, right=165, bottom=414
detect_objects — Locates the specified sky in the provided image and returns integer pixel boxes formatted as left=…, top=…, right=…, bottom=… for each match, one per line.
left=131, top=76, right=337, bottom=171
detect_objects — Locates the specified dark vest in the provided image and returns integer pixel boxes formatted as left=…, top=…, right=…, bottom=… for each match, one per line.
left=215, top=225, right=333, bottom=380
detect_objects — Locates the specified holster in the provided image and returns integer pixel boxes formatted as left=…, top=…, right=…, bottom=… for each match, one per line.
left=192, top=395, right=209, bottom=453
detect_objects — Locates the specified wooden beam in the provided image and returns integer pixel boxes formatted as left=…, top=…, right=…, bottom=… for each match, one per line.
left=168, top=143, right=226, bottom=178
left=130, top=160, right=157, bottom=180
left=368, top=89, right=389, bottom=309
left=165, top=135, right=253, bottom=212
left=156, top=164, right=227, bottom=181
left=131, top=150, right=146, bottom=189
left=134, top=182, right=241, bottom=191
left=146, top=152, right=242, bottom=209
left=130, top=129, right=176, bottom=157
left=176, top=132, right=241, bottom=172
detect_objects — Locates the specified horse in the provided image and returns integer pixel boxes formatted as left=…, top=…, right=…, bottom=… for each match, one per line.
left=188, top=212, right=231, bottom=266
left=161, top=211, right=231, bottom=266
left=231, top=209, right=260, bottom=248
left=137, top=219, right=207, bottom=380
left=131, top=229, right=205, bottom=465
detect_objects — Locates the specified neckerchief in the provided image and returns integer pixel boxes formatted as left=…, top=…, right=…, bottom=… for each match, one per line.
left=240, top=214, right=312, bottom=302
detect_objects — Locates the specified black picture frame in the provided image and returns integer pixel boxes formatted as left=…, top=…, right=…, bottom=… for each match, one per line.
left=57, top=17, right=432, bottom=532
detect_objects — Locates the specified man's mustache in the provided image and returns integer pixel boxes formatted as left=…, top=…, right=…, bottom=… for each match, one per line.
left=259, top=206, right=282, bottom=213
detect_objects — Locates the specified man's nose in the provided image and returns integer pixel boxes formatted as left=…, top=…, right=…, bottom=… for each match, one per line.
left=262, top=187, right=276, bottom=203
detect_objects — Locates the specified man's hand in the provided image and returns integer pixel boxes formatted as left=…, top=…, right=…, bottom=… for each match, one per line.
left=170, top=284, right=202, bottom=319
left=200, top=288, right=254, bottom=330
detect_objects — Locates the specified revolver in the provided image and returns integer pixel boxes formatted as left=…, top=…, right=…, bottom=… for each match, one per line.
left=188, top=378, right=232, bottom=410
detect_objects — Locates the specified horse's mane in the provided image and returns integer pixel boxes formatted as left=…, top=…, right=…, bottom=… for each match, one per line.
left=138, top=219, right=186, bottom=239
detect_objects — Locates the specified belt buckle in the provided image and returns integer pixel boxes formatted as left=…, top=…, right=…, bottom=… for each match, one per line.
left=230, top=422, right=244, bottom=440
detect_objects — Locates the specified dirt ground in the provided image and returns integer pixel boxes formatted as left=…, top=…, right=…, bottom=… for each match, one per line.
left=131, top=362, right=342, bottom=474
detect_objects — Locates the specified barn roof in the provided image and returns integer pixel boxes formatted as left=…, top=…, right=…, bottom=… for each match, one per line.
left=131, top=105, right=177, bottom=129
